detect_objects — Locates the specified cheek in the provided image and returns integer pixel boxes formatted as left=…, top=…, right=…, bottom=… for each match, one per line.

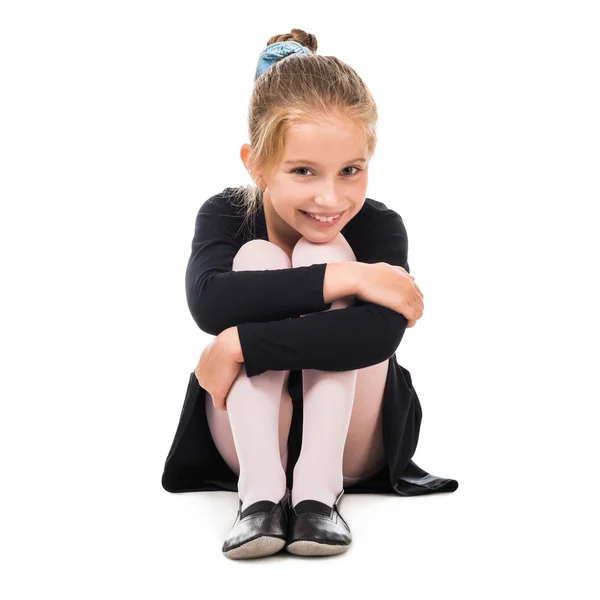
left=273, top=198, right=304, bottom=222
left=274, top=193, right=304, bottom=214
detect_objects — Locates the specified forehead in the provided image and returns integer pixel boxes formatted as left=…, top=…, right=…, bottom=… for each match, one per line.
left=283, top=120, right=366, bottom=162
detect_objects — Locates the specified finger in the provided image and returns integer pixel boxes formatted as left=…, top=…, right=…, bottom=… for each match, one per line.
left=414, top=295, right=424, bottom=312
left=407, top=300, right=422, bottom=322
left=413, top=282, right=423, bottom=300
left=403, top=288, right=423, bottom=314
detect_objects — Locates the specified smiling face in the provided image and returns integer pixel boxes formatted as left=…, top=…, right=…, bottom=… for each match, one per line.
left=241, top=116, right=370, bottom=254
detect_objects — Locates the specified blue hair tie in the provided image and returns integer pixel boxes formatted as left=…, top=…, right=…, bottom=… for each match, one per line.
left=254, top=40, right=313, bottom=81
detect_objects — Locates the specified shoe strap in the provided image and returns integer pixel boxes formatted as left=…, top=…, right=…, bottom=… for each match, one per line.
left=334, top=489, right=345, bottom=507
left=240, top=500, right=277, bottom=519
left=239, top=488, right=289, bottom=520
left=292, top=488, right=345, bottom=517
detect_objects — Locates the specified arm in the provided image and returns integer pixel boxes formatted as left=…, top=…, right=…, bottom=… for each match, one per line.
left=218, top=260, right=364, bottom=363
left=186, top=193, right=357, bottom=335
left=236, top=208, right=411, bottom=377
left=220, top=258, right=366, bottom=362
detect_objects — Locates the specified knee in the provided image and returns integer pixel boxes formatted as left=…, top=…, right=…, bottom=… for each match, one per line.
left=292, top=234, right=357, bottom=309
left=232, top=239, right=292, bottom=272
left=291, top=233, right=357, bottom=268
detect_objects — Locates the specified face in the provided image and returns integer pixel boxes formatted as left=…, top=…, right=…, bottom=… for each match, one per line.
left=241, top=117, right=369, bottom=251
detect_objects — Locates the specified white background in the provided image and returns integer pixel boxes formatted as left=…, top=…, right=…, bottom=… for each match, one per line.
left=1, top=1, right=598, bottom=598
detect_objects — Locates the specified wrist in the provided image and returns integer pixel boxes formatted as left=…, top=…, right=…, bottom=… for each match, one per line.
left=324, top=261, right=363, bottom=304
left=348, top=261, right=367, bottom=297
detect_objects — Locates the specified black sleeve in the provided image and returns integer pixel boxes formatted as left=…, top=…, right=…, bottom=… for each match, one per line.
left=237, top=209, right=411, bottom=377
left=185, top=193, right=333, bottom=336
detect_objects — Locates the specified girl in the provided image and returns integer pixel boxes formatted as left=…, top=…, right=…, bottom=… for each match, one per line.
left=161, top=28, right=458, bottom=560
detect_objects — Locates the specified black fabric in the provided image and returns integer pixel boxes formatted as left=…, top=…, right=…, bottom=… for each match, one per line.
left=161, top=187, right=459, bottom=497
left=240, top=500, right=277, bottom=519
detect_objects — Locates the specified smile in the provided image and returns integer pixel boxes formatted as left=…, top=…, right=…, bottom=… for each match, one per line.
left=300, top=209, right=346, bottom=228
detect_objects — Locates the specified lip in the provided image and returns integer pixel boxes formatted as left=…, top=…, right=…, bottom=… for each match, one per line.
left=303, top=210, right=347, bottom=216
left=300, top=209, right=346, bottom=228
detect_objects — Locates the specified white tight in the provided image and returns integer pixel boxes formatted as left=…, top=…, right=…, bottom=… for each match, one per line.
left=205, top=236, right=388, bottom=509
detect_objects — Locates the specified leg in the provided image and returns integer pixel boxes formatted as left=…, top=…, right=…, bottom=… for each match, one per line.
left=341, top=358, right=389, bottom=484
left=291, top=234, right=389, bottom=507
left=204, top=240, right=294, bottom=509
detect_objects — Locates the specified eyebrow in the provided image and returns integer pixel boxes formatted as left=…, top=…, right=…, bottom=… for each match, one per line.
left=284, top=158, right=367, bottom=166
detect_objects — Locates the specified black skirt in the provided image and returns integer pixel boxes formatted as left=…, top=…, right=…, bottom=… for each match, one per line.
left=161, top=354, right=459, bottom=496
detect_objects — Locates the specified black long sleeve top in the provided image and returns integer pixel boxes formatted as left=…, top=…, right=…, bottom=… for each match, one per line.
left=185, top=187, right=411, bottom=377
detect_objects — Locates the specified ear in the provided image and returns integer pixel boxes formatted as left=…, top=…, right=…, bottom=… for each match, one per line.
left=240, top=143, right=265, bottom=190
left=240, top=143, right=251, bottom=169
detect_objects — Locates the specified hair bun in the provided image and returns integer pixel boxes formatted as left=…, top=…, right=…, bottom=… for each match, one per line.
left=266, top=28, right=318, bottom=53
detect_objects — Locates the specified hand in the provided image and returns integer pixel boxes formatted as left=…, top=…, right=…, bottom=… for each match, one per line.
left=356, top=263, right=424, bottom=328
left=194, top=327, right=244, bottom=412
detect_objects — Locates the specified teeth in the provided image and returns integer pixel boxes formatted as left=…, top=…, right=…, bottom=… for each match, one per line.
left=307, top=212, right=341, bottom=222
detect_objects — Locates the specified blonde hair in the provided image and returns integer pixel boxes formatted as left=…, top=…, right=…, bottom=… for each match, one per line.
left=230, top=28, right=379, bottom=237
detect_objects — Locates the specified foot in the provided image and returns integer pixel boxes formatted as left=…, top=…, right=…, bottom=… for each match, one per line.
left=285, top=489, right=352, bottom=556
left=222, top=488, right=290, bottom=559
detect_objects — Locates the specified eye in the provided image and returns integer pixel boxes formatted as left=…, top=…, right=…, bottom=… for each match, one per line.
left=291, top=166, right=362, bottom=177
left=342, top=166, right=361, bottom=176
left=292, top=167, right=312, bottom=176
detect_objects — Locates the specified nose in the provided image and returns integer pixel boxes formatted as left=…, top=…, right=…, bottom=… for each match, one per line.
left=314, top=181, right=343, bottom=210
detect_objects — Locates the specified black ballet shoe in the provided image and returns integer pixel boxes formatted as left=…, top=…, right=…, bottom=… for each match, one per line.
left=285, top=489, right=352, bottom=556
left=222, top=488, right=290, bottom=559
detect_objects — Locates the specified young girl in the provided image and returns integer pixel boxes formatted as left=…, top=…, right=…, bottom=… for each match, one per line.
left=161, top=28, right=458, bottom=560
